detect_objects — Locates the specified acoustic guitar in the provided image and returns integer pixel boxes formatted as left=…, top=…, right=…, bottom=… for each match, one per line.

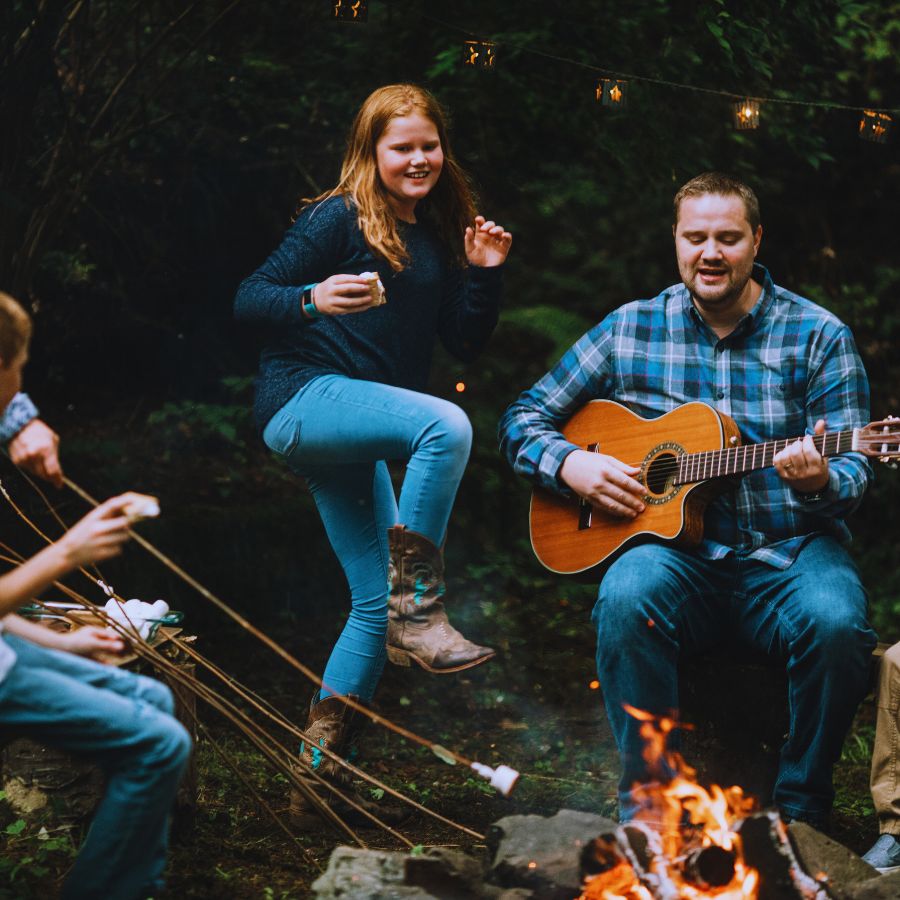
left=529, top=400, right=900, bottom=577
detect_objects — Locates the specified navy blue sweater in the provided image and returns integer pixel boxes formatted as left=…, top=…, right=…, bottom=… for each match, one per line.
left=234, top=197, right=504, bottom=430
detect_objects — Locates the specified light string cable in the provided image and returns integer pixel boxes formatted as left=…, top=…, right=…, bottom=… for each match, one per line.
left=420, top=11, right=900, bottom=115
left=0, top=473, right=493, bottom=838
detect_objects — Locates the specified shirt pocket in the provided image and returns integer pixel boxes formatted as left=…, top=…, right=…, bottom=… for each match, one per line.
left=262, top=408, right=301, bottom=457
left=759, top=378, right=806, bottom=430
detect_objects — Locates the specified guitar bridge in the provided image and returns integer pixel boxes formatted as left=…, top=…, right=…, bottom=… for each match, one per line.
left=578, top=442, right=599, bottom=530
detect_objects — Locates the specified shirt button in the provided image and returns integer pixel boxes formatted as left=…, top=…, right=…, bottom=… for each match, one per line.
left=717, top=391, right=725, bottom=399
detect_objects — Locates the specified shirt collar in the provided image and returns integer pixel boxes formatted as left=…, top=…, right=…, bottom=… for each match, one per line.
left=680, top=262, right=774, bottom=337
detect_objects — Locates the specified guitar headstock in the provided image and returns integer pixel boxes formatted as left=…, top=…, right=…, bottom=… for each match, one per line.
left=856, top=416, right=900, bottom=467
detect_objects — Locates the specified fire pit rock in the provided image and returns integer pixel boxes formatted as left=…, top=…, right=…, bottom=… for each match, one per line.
left=786, top=822, right=878, bottom=898
left=311, top=845, right=533, bottom=899
left=845, top=870, right=900, bottom=899
left=487, top=809, right=619, bottom=899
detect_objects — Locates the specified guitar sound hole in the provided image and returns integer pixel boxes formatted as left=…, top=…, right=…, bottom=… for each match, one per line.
left=645, top=452, right=678, bottom=496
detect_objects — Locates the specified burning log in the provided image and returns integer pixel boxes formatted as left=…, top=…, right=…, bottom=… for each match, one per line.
left=579, top=812, right=839, bottom=900
left=681, top=844, right=737, bottom=889
left=736, top=812, right=829, bottom=900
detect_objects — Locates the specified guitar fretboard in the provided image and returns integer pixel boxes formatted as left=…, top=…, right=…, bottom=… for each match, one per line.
left=675, top=430, right=855, bottom=484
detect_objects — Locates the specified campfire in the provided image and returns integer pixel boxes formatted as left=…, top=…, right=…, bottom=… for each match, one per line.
left=579, top=707, right=829, bottom=900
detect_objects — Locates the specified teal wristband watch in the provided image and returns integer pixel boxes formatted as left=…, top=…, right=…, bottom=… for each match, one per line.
left=301, top=283, right=321, bottom=319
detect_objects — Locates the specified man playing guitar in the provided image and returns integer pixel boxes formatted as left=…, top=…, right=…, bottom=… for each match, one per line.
left=499, top=172, right=877, bottom=829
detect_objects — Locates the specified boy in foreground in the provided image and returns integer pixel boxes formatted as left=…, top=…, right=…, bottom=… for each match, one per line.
left=0, top=290, right=192, bottom=900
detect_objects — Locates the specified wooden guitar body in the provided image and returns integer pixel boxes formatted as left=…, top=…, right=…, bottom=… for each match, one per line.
left=529, top=401, right=741, bottom=578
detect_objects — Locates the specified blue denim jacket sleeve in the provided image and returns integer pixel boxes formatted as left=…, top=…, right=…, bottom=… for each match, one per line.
left=0, top=393, right=39, bottom=444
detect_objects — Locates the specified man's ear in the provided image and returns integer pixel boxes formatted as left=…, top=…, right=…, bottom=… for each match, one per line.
left=753, top=225, right=763, bottom=257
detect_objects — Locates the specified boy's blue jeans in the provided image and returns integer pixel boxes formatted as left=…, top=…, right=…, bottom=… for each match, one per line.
left=592, top=536, right=876, bottom=823
left=0, top=635, right=192, bottom=900
left=263, top=375, right=472, bottom=701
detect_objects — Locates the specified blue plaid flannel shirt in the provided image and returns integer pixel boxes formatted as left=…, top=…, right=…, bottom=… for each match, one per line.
left=498, top=265, right=872, bottom=568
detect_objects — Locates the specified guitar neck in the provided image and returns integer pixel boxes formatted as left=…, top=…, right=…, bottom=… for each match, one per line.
left=675, top=429, right=857, bottom=485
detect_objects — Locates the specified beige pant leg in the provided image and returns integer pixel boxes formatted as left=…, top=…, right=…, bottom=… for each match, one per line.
left=872, top=642, right=900, bottom=835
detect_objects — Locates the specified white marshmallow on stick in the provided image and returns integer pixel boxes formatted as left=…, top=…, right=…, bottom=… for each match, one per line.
left=470, top=761, right=520, bottom=796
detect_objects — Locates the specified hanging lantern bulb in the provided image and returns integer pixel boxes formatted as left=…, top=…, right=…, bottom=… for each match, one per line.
left=332, top=0, right=368, bottom=21
left=859, top=110, right=892, bottom=144
left=463, top=39, right=496, bottom=69
left=596, top=78, right=628, bottom=107
left=732, top=99, right=760, bottom=130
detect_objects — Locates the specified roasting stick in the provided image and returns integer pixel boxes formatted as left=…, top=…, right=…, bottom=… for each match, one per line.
left=0, top=528, right=489, bottom=843
left=61, top=477, right=520, bottom=796
left=4, top=473, right=520, bottom=799
left=0, top=538, right=486, bottom=842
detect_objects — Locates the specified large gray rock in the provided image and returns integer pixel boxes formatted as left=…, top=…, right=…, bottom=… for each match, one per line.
left=844, top=870, right=900, bottom=899
left=786, top=822, right=878, bottom=899
left=488, top=809, right=618, bottom=899
left=312, top=845, right=529, bottom=899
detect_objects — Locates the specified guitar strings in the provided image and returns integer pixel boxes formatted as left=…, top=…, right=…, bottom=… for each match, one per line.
left=620, top=432, right=853, bottom=483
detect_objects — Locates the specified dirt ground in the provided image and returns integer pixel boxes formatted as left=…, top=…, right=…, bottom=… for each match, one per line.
left=0, top=481, right=881, bottom=900
left=1, top=590, right=878, bottom=900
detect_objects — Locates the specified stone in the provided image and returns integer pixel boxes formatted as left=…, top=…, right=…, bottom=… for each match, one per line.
left=488, top=809, right=619, bottom=899
left=786, top=822, right=878, bottom=898
left=844, top=870, right=900, bottom=899
left=312, top=845, right=515, bottom=899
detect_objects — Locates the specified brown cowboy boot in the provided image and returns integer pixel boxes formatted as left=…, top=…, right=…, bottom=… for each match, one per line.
left=289, top=694, right=407, bottom=829
left=386, top=525, right=495, bottom=673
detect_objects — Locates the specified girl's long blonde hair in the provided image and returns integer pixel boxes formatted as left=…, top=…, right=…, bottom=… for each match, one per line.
left=303, top=84, right=477, bottom=271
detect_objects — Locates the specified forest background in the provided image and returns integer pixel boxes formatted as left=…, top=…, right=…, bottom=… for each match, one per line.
left=1, top=0, right=899, bottom=896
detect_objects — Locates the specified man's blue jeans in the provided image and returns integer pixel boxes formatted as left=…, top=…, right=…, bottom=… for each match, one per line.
left=0, top=635, right=192, bottom=900
left=263, top=375, right=472, bottom=701
left=592, top=537, right=876, bottom=823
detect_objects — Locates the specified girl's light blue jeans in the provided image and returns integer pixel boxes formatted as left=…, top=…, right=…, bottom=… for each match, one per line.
left=0, top=634, right=192, bottom=900
left=262, top=375, right=472, bottom=702
left=592, top=537, right=876, bottom=824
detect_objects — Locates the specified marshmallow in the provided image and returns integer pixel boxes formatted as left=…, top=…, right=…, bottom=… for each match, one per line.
left=470, top=762, right=520, bottom=796
left=359, top=271, right=386, bottom=306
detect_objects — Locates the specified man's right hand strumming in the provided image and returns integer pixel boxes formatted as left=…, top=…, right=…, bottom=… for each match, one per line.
left=559, top=449, right=646, bottom=519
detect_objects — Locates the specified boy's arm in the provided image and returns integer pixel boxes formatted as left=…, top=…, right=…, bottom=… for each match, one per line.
left=0, top=495, right=132, bottom=618
left=3, top=614, right=125, bottom=657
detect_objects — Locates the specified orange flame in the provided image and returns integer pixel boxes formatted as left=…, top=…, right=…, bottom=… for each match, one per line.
left=580, top=708, right=759, bottom=900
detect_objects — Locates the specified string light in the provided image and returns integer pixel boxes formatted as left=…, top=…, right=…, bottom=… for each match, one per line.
left=463, top=39, right=496, bottom=69
left=455, top=382, right=466, bottom=393
left=596, top=78, right=628, bottom=107
left=733, top=99, right=760, bottom=130
left=859, top=110, right=893, bottom=144
left=332, top=0, right=367, bottom=22
left=420, top=12, right=898, bottom=139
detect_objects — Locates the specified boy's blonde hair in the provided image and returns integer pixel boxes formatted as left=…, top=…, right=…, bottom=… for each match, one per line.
left=304, top=83, right=478, bottom=271
left=0, top=292, right=32, bottom=365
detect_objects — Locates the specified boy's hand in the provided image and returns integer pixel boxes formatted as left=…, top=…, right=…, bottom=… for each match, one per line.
left=62, top=625, right=126, bottom=659
left=8, top=419, right=63, bottom=487
left=56, top=495, right=134, bottom=566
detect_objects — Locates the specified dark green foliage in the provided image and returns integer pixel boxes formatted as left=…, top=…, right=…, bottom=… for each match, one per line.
left=0, top=3, right=897, bottom=889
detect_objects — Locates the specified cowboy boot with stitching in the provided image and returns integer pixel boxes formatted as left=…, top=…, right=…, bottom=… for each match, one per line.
left=386, top=525, right=495, bottom=673
left=289, top=694, right=407, bottom=829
